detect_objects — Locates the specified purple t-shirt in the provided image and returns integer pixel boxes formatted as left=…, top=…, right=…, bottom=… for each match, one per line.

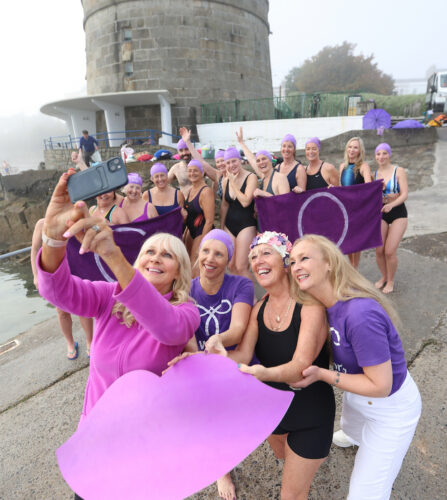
left=190, top=274, right=254, bottom=351
left=327, top=298, right=407, bottom=395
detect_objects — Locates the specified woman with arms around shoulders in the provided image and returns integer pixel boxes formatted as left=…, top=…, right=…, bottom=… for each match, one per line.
left=174, top=231, right=335, bottom=499
left=289, top=234, right=421, bottom=500
left=37, top=170, right=200, bottom=499
left=304, top=137, right=339, bottom=190
left=373, top=143, right=408, bottom=294
left=143, top=162, right=185, bottom=216
left=185, top=229, right=254, bottom=500
left=236, top=127, right=290, bottom=197
left=183, top=159, right=215, bottom=276
left=339, top=137, right=372, bottom=268
left=119, top=173, right=158, bottom=222
left=220, top=147, right=258, bottom=281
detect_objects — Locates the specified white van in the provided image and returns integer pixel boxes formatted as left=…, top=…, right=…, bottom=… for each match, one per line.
left=426, top=70, right=447, bottom=111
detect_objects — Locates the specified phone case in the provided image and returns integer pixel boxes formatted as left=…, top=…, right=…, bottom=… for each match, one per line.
left=67, top=157, right=129, bottom=203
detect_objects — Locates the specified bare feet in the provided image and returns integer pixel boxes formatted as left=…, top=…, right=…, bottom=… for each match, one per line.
left=382, top=281, right=394, bottom=294
left=375, top=278, right=386, bottom=289
left=217, top=472, right=236, bottom=500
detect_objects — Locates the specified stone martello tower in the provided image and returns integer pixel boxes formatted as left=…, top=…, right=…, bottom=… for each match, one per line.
left=81, top=0, right=273, bottom=139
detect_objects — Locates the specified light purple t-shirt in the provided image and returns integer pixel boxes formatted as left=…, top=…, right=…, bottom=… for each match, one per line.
left=190, top=274, right=254, bottom=351
left=327, top=298, right=407, bottom=395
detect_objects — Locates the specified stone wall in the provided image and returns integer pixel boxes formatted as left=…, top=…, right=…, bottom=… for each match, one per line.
left=82, top=0, right=273, bottom=132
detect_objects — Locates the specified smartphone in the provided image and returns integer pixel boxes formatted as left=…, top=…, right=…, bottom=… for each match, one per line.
left=67, top=157, right=128, bottom=202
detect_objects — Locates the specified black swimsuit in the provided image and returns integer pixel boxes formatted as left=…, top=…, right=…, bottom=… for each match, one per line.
left=305, top=161, right=328, bottom=190
left=255, top=298, right=335, bottom=459
left=224, top=174, right=257, bottom=237
left=184, top=186, right=209, bottom=239
left=261, top=170, right=276, bottom=195
left=276, top=162, right=301, bottom=190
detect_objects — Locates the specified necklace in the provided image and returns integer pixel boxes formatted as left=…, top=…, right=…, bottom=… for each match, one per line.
left=268, top=297, right=293, bottom=331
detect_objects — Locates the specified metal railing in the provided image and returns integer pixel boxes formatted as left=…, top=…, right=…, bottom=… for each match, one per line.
left=43, top=129, right=181, bottom=150
left=200, top=93, right=362, bottom=124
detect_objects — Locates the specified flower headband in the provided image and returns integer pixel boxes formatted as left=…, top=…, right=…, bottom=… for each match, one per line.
left=250, top=231, right=293, bottom=267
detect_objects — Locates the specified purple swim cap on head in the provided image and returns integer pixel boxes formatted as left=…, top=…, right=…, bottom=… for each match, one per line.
left=214, top=149, right=225, bottom=160
left=375, top=143, right=392, bottom=156
left=127, top=173, right=142, bottom=186
left=188, top=159, right=203, bottom=173
left=305, top=137, right=321, bottom=150
left=223, top=147, right=241, bottom=161
left=150, top=163, right=168, bottom=176
left=177, top=139, right=187, bottom=151
left=281, top=134, right=297, bottom=148
left=200, top=229, right=234, bottom=261
left=255, top=150, right=273, bottom=163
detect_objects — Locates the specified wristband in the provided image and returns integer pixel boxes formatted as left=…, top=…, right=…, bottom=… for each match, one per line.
left=42, top=232, right=68, bottom=248
left=334, top=371, right=341, bottom=386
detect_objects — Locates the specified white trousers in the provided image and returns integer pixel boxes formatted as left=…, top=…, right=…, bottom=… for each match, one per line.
left=341, top=372, right=421, bottom=500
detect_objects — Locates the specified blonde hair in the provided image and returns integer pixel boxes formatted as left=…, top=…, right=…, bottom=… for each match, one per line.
left=343, top=137, right=366, bottom=176
left=112, top=233, right=192, bottom=327
left=290, top=234, right=401, bottom=330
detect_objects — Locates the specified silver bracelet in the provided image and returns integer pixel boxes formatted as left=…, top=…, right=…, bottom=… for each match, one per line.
left=42, top=232, right=68, bottom=248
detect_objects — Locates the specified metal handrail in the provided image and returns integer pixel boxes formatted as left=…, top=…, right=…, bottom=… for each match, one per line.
left=44, top=129, right=181, bottom=150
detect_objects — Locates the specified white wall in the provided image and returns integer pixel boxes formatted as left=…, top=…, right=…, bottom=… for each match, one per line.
left=197, top=116, right=364, bottom=152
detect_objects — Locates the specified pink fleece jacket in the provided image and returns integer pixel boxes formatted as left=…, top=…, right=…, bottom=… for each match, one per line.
left=37, top=250, right=200, bottom=421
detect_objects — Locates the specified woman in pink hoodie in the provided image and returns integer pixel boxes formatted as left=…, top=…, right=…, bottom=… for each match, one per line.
left=37, top=170, right=200, bottom=427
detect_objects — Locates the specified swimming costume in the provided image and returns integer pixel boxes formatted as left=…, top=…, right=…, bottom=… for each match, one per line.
left=132, top=202, right=150, bottom=223
left=341, top=163, right=364, bottom=186
left=261, top=170, right=276, bottom=195
left=148, top=188, right=179, bottom=215
left=217, top=177, right=223, bottom=199
left=184, top=186, right=209, bottom=239
left=305, top=161, right=328, bottom=190
left=224, top=174, right=257, bottom=237
left=375, top=167, right=408, bottom=224
left=277, top=162, right=301, bottom=190
left=255, top=298, right=335, bottom=459
left=91, top=205, right=116, bottom=223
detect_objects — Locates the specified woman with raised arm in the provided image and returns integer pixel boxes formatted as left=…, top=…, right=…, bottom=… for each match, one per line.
left=289, top=234, right=421, bottom=500
left=183, top=159, right=215, bottom=276
left=89, top=191, right=129, bottom=224
left=339, top=137, right=372, bottom=268
left=236, top=127, right=290, bottom=197
left=304, top=137, right=339, bottom=190
left=170, top=231, right=335, bottom=499
left=37, top=170, right=200, bottom=499
left=186, top=229, right=254, bottom=500
left=373, top=143, right=408, bottom=294
left=220, top=147, right=258, bottom=281
left=119, top=173, right=158, bottom=222
left=143, top=163, right=185, bottom=216
left=275, top=133, right=307, bottom=193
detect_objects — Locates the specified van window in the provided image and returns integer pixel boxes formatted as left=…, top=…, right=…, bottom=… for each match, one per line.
left=440, top=74, right=447, bottom=88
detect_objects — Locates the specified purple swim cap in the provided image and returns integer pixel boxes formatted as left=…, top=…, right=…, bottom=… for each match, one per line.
left=214, top=149, right=225, bottom=160
left=305, top=137, right=321, bottom=150
left=200, top=229, right=234, bottom=261
left=224, top=147, right=241, bottom=161
left=127, top=173, right=142, bottom=186
left=375, top=143, right=392, bottom=156
left=281, top=134, right=297, bottom=148
left=177, top=139, right=188, bottom=151
left=188, top=159, right=203, bottom=174
left=150, top=163, right=168, bottom=176
left=255, top=150, right=273, bottom=163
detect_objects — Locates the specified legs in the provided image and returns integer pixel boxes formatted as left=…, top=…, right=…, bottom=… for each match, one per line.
left=57, top=308, right=76, bottom=358
left=348, top=251, right=361, bottom=269
left=216, top=472, right=236, bottom=500
left=228, top=226, right=256, bottom=282
left=375, top=221, right=389, bottom=289
left=267, top=434, right=326, bottom=500
left=382, top=218, right=407, bottom=293
left=79, top=316, right=93, bottom=354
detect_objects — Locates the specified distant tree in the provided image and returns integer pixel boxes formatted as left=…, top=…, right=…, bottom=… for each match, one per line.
left=284, top=42, right=394, bottom=95
left=283, top=66, right=302, bottom=95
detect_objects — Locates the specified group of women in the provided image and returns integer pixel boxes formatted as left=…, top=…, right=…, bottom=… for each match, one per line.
left=34, top=128, right=415, bottom=500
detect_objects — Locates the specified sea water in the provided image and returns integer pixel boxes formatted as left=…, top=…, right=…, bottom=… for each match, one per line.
left=0, top=258, right=55, bottom=344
